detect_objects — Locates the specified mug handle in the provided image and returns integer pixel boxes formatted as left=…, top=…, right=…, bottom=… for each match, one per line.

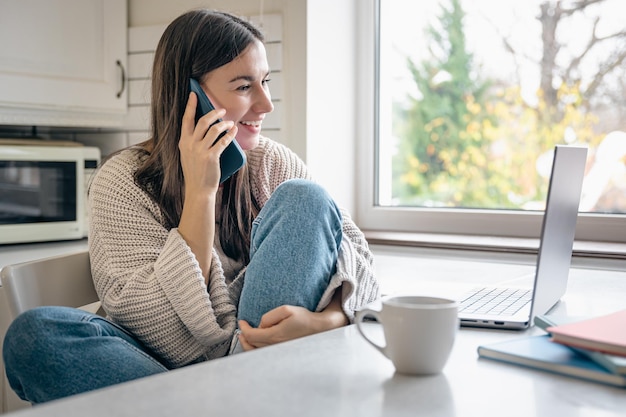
left=355, top=308, right=386, bottom=356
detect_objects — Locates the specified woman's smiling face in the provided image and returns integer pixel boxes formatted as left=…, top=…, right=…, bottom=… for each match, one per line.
left=200, top=40, right=274, bottom=151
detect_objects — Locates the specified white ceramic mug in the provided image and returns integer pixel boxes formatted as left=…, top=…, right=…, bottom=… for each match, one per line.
left=356, top=296, right=459, bottom=375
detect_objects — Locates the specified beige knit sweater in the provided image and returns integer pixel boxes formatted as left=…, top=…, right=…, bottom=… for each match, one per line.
left=88, top=136, right=379, bottom=368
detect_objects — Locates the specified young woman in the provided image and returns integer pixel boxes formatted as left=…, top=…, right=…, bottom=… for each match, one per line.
left=3, top=9, right=379, bottom=404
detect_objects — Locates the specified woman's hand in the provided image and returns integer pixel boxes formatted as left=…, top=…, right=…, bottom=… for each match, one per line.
left=179, top=92, right=238, bottom=194
left=237, top=290, right=348, bottom=351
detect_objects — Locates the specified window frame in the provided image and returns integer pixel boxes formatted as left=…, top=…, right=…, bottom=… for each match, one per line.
left=355, top=0, right=626, bottom=244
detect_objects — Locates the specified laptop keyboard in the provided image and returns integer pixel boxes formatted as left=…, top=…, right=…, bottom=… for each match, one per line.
left=459, top=287, right=532, bottom=316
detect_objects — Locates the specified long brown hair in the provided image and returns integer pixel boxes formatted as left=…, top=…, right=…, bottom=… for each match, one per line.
left=135, top=9, right=263, bottom=262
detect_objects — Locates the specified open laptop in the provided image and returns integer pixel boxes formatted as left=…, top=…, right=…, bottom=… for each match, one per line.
left=459, top=145, right=588, bottom=330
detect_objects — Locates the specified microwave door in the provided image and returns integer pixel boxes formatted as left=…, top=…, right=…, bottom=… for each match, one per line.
left=0, top=162, right=39, bottom=223
left=0, top=161, right=77, bottom=224
left=39, top=166, right=65, bottom=219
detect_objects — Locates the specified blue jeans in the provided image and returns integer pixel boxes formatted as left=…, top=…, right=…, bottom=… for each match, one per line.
left=3, top=179, right=342, bottom=404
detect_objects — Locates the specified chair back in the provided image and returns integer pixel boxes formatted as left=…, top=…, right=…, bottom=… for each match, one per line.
left=1, top=251, right=98, bottom=318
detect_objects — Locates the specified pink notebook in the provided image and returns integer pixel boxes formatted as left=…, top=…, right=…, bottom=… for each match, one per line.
left=547, top=309, right=626, bottom=357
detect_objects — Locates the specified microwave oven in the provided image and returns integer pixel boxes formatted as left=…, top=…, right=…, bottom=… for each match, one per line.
left=0, top=142, right=101, bottom=245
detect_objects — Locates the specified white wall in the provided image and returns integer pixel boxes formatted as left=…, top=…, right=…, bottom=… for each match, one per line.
left=128, top=0, right=359, bottom=214
left=305, top=0, right=358, bottom=213
left=128, top=0, right=307, bottom=158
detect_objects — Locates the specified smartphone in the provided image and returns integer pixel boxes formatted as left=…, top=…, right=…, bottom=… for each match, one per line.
left=189, top=78, right=246, bottom=183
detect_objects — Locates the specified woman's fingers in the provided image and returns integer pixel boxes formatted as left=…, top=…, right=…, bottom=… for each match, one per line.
left=180, top=92, right=198, bottom=140
left=208, top=123, right=238, bottom=151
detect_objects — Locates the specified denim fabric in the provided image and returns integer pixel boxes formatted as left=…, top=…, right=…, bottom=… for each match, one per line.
left=3, top=179, right=342, bottom=404
left=237, top=179, right=342, bottom=327
left=2, top=306, right=168, bottom=404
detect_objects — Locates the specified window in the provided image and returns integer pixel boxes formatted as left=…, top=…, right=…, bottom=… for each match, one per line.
left=356, top=0, right=626, bottom=243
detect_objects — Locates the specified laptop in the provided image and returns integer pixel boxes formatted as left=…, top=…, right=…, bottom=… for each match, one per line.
left=459, top=145, right=588, bottom=330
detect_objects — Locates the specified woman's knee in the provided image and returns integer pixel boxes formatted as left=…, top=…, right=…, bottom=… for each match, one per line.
left=3, top=306, right=168, bottom=404
left=5, top=307, right=56, bottom=348
left=254, top=179, right=343, bottom=249
left=272, top=179, right=337, bottom=211
left=270, top=179, right=342, bottom=232
left=3, top=307, right=76, bottom=364
left=3, top=307, right=62, bottom=399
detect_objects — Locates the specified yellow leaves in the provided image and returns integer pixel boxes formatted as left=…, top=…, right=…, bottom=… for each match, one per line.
left=465, top=95, right=481, bottom=114
left=404, top=155, right=429, bottom=182
left=407, top=154, right=420, bottom=169
left=424, top=117, right=445, bottom=132
left=467, top=145, right=487, bottom=167
left=401, top=171, right=421, bottom=187
left=482, top=119, right=496, bottom=137
left=401, top=157, right=429, bottom=187
left=557, top=82, right=583, bottom=106
left=466, top=120, right=481, bottom=136
left=394, top=81, right=607, bottom=208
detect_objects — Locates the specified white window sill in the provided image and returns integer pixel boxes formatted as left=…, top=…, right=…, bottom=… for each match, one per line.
left=364, top=230, right=626, bottom=269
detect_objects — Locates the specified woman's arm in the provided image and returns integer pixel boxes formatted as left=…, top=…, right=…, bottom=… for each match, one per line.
left=237, top=289, right=348, bottom=350
left=89, top=151, right=237, bottom=368
left=177, top=93, right=237, bottom=283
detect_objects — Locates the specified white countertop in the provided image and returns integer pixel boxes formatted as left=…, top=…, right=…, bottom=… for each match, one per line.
left=3, top=244, right=626, bottom=417
left=6, top=323, right=626, bottom=417
left=0, top=239, right=88, bottom=279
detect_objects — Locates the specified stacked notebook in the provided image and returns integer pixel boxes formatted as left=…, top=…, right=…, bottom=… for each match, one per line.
left=477, top=310, right=626, bottom=387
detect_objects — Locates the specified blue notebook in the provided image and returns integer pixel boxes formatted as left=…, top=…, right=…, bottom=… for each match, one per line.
left=477, top=335, right=626, bottom=388
left=534, top=314, right=626, bottom=375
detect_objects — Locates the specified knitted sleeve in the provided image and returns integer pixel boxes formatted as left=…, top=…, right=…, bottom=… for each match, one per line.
left=88, top=150, right=237, bottom=368
left=247, top=138, right=380, bottom=320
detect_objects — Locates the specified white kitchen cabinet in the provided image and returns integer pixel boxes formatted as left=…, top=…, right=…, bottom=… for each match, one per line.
left=0, top=0, right=127, bottom=127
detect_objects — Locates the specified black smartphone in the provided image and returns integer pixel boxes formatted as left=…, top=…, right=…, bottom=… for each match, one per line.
left=189, top=78, right=246, bottom=183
